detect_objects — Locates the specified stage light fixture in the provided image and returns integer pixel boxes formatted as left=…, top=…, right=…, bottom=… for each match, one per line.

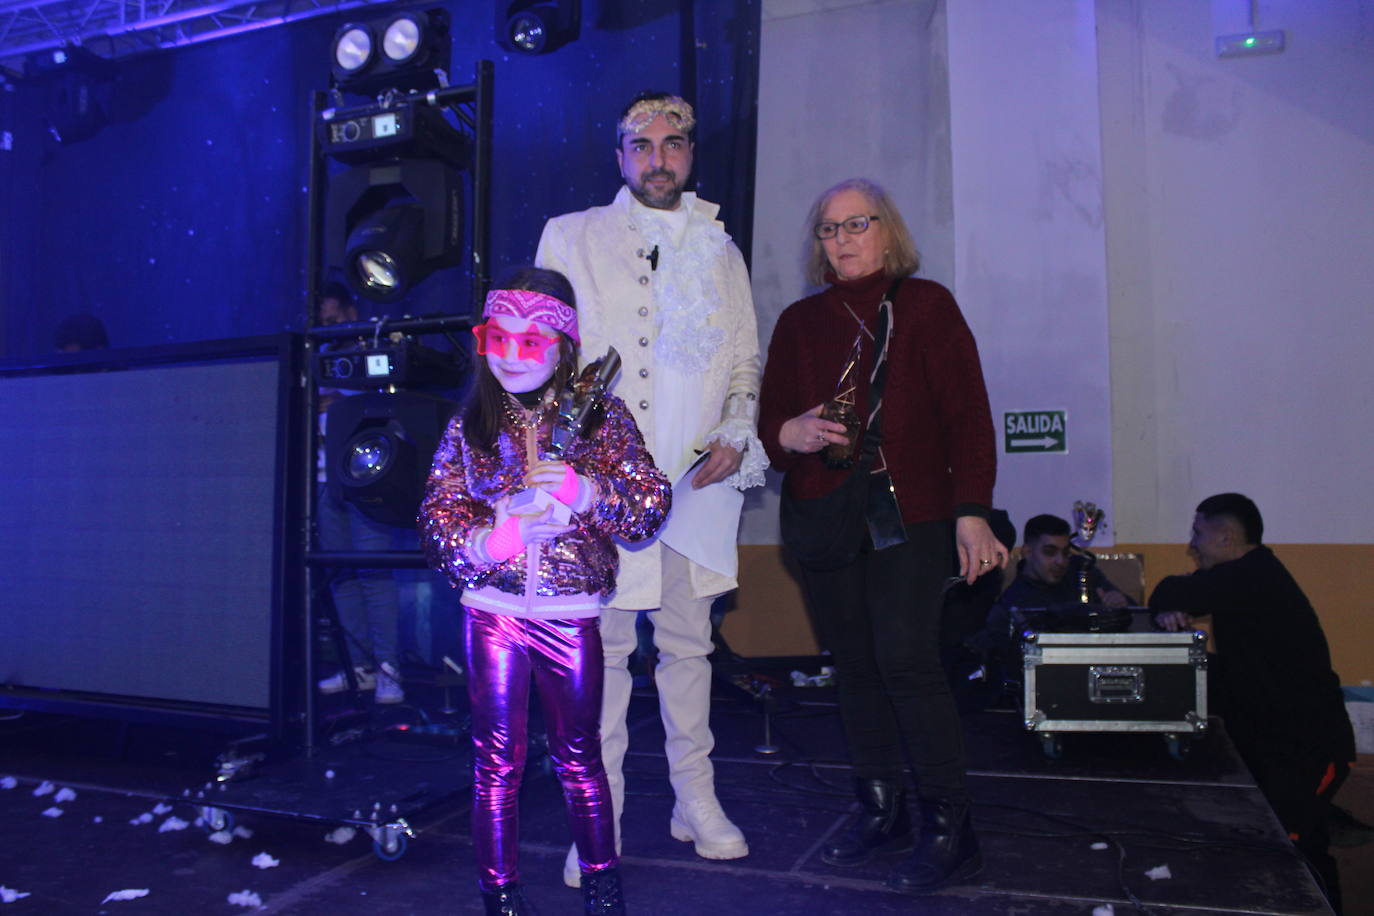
left=325, top=391, right=458, bottom=527
left=22, top=45, right=115, bottom=144
left=496, top=1, right=580, bottom=55
left=333, top=24, right=373, bottom=75
left=331, top=8, right=450, bottom=96
left=510, top=12, right=549, bottom=53
left=382, top=14, right=423, bottom=64
left=325, top=159, right=463, bottom=304
left=347, top=203, right=425, bottom=298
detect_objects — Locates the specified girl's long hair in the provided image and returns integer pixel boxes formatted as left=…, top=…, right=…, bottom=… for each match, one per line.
left=464, top=267, right=579, bottom=452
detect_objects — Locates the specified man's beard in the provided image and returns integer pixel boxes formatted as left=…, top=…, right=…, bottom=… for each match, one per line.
left=630, top=169, right=685, bottom=210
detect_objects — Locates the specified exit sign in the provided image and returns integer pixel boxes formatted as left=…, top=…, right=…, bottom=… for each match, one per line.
left=1004, top=410, right=1066, bottom=453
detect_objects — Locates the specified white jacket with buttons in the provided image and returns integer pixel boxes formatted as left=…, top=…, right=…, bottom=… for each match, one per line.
left=537, top=186, right=764, bottom=608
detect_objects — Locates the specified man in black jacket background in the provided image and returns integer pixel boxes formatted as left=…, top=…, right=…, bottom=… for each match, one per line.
left=1152, top=492, right=1355, bottom=912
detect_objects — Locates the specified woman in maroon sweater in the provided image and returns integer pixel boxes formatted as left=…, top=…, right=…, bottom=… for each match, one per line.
left=759, top=178, right=1007, bottom=895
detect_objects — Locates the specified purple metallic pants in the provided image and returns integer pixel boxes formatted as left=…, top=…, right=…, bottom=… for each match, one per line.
left=465, top=607, right=617, bottom=890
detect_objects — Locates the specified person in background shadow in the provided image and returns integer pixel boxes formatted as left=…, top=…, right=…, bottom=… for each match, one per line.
left=999, top=513, right=1129, bottom=611
left=54, top=314, right=109, bottom=352
left=314, top=283, right=406, bottom=704
left=1152, top=492, right=1355, bottom=914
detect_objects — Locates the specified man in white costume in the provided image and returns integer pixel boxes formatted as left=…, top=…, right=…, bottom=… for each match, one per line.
left=537, top=91, right=766, bottom=886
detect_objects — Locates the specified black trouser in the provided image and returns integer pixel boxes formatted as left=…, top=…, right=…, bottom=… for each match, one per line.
left=800, top=519, right=967, bottom=802
left=1245, top=741, right=1350, bottom=913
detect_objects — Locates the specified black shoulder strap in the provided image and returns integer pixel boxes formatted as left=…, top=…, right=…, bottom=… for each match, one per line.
left=856, top=279, right=901, bottom=464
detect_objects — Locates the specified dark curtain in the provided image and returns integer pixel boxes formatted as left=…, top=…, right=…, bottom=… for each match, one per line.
left=685, top=0, right=761, bottom=268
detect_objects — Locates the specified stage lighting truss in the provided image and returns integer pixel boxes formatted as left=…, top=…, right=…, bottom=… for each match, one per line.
left=331, top=8, right=450, bottom=97
left=496, top=1, right=580, bottom=55
left=319, top=96, right=468, bottom=169
left=0, top=0, right=398, bottom=78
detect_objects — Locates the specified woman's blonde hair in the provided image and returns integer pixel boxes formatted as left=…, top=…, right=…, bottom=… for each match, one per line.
left=804, top=178, right=920, bottom=287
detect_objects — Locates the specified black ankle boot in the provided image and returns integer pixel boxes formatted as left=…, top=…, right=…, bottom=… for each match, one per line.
left=581, top=865, right=626, bottom=915
left=482, top=882, right=538, bottom=915
left=887, top=798, right=982, bottom=894
left=821, top=777, right=914, bottom=867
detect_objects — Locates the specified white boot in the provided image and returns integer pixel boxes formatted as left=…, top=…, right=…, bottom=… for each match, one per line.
left=670, top=795, right=748, bottom=860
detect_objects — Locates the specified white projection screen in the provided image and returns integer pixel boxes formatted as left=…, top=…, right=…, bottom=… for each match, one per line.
left=0, top=343, right=294, bottom=718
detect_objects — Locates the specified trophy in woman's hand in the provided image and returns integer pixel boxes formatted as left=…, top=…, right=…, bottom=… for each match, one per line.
left=819, top=330, right=864, bottom=469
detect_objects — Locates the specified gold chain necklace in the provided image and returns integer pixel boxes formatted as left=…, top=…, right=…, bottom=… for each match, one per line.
left=503, top=397, right=547, bottom=433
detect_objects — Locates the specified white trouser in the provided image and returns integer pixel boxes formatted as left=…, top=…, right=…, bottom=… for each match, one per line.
left=599, top=545, right=717, bottom=830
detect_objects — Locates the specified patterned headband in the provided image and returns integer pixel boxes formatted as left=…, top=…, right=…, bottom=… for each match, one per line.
left=483, top=289, right=580, bottom=345
left=618, top=95, right=696, bottom=139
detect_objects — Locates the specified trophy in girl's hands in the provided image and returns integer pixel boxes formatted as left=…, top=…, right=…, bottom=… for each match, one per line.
left=551, top=347, right=621, bottom=458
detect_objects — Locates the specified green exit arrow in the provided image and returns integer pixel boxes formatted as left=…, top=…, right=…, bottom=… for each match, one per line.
left=1004, top=410, right=1067, bottom=453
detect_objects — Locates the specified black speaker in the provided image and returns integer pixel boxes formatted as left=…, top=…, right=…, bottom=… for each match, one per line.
left=325, top=390, right=457, bottom=527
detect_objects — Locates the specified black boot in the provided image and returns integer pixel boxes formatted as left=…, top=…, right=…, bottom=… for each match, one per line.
left=581, top=865, right=626, bottom=915
left=821, top=777, right=914, bottom=867
left=887, top=798, right=982, bottom=894
left=482, top=882, right=538, bottom=915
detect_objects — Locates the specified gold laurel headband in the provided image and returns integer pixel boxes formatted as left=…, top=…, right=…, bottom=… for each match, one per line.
left=617, top=96, right=696, bottom=138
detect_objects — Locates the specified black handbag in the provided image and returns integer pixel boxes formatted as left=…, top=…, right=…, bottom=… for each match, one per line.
left=780, top=283, right=907, bottom=569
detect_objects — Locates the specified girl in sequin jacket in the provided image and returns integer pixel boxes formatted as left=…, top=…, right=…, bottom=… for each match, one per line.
left=420, top=268, right=669, bottom=916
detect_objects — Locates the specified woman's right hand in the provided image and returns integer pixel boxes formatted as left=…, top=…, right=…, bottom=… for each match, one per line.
left=779, top=404, right=850, bottom=454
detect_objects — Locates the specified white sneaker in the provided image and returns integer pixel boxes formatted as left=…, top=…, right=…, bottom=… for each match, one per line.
left=670, top=796, right=749, bottom=859
left=374, top=663, right=404, bottom=705
left=317, top=667, right=375, bottom=694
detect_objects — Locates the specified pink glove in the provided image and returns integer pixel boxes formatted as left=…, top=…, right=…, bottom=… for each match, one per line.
left=552, top=463, right=581, bottom=507
left=485, top=516, right=526, bottom=562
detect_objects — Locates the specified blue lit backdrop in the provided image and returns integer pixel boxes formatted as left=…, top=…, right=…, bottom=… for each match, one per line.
left=0, top=1, right=760, bottom=357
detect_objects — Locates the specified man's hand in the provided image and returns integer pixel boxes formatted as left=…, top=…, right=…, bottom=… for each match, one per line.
left=1098, top=588, right=1130, bottom=609
left=955, top=516, right=1010, bottom=585
left=692, top=442, right=743, bottom=489
left=1154, top=610, right=1191, bottom=632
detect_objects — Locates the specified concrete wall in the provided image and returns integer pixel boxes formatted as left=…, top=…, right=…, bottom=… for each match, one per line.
left=737, top=0, right=1374, bottom=678
left=1099, top=0, right=1374, bottom=544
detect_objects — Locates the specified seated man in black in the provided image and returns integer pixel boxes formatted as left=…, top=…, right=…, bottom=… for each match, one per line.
left=1152, top=493, right=1355, bottom=913
left=999, top=513, right=1129, bottom=611
left=965, top=515, right=1129, bottom=696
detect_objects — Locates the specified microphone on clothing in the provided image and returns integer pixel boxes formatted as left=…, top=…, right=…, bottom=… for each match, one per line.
left=647, top=245, right=659, bottom=271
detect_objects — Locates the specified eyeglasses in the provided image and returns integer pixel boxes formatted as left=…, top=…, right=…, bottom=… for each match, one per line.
left=472, top=321, right=561, bottom=361
left=813, top=215, right=880, bottom=240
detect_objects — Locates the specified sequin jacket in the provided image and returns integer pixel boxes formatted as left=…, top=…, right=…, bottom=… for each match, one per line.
left=419, top=394, right=671, bottom=618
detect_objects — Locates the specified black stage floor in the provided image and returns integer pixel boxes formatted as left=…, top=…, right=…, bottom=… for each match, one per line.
left=0, top=666, right=1338, bottom=915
